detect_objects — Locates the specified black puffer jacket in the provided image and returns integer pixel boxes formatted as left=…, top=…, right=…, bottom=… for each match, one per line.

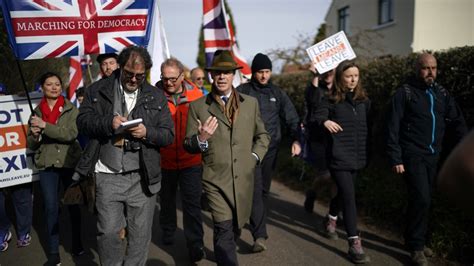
left=237, top=80, right=300, bottom=151
left=76, top=71, right=174, bottom=186
left=312, top=93, right=370, bottom=170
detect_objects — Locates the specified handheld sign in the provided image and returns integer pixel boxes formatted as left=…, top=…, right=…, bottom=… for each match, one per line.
left=306, top=31, right=356, bottom=74
left=0, top=92, right=42, bottom=188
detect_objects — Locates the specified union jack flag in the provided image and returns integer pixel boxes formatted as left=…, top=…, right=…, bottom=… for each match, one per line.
left=1, top=0, right=155, bottom=60
left=68, top=55, right=83, bottom=106
left=203, top=0, right=251, bottom=82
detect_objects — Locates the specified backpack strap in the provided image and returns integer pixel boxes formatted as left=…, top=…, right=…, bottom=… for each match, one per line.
left=403, top=84, right=411, bottom=103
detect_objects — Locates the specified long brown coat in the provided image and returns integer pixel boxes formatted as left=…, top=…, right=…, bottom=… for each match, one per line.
left=184, top=93, right=270, bottom=228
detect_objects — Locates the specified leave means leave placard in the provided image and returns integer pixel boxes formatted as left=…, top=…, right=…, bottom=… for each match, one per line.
left=306, top=31, right=356, bottom=74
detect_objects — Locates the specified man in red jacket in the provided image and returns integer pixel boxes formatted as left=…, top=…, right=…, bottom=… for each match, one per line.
left=157, top=58, right=205, bottom=263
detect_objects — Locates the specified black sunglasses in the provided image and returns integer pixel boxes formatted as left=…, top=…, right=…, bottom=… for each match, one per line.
left=122, top=69, right=146, bottom=81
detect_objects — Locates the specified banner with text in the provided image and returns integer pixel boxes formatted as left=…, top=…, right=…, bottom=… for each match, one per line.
left=0, top=93, right=42, bottom=188
left=306, top=31, right=356, bottom=74
left=0, top=0, right=154, bottom=60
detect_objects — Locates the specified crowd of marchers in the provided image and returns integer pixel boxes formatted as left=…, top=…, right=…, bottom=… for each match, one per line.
left=0, top=46, right=467, bottom=266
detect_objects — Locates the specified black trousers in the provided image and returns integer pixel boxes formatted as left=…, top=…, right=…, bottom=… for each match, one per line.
left=249, top=148, right=278, bottom=240
left=403, top=153, right=438, bottom=251
left=159, top=165, right=204, bottom=248
left=328, top=170, right=358, bottom=237
left=214, top=220, right=240, bottom=266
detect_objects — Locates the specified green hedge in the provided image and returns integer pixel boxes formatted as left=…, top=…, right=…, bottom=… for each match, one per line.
left=272, top=46, right=474, bottom=262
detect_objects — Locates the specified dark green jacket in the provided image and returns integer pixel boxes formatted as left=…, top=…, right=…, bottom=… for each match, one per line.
left=27, top=99, right=82, bottom=170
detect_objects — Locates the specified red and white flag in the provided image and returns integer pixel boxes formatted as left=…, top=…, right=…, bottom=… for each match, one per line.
left=68, top=56, right=83, bottom=106
left=203, top=0, right=251, bottom=85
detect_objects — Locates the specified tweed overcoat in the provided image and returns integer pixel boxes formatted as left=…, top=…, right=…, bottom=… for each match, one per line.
left=184, top=92, right=270, bottom=228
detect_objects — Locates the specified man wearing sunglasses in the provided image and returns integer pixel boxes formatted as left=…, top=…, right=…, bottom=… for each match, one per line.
left=156, top=58, right=206, bottom=263
left=77, top=46, right=174, bottom=265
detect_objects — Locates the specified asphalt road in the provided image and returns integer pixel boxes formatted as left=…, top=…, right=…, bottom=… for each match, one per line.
left=1, top=181, right=431, bottom=266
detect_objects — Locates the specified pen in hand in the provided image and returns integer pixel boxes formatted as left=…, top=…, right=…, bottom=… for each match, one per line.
left=112, top=113, right=127, bottom=130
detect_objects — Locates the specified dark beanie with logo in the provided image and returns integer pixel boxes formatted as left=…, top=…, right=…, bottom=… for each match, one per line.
left=251, top=53, right=272, bottom=73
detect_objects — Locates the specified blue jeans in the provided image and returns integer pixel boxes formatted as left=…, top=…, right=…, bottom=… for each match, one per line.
left=39, top=167, right=82, bottom=254
left=0, top=183, right=33, bottom=238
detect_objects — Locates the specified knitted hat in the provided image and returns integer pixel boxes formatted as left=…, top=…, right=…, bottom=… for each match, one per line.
left=251, top=53, right=272, bottom=73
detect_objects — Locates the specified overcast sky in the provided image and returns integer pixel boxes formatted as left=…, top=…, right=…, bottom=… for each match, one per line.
left=159, top=0, right=332, bottom=72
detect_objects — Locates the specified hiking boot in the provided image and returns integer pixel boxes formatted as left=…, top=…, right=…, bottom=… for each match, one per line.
left=1, top=231, right=12, bottom=252
left=17, top=233, right=31, bottom=248
left=323, top=216, right=338, bottom=240
left=348, top=237, right=370, bottom=264
left=423, top=246, right=433, bottom=257
left=411, top=250, right=428, bottom=266
left=189, top=245, right=206, bottom=262
left=44, top=253, right=61, bottom=266
left=252, top=237, right=267, bottom=253
left=304, top=190, right=316, bottom=213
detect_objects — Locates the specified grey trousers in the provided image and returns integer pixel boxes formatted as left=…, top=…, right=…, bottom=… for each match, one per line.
left=95, top=171, right=157, bottom=266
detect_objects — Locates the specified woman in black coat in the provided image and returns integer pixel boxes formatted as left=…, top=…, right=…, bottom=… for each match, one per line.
left=312, top=60, right=370, bottom=264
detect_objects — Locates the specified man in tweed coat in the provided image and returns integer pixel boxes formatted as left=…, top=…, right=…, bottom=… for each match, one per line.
left=184, top=50, right=270, bottom=266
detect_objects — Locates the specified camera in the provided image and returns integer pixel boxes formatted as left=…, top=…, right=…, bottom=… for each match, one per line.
left=124, top=139, right=141, bottom=151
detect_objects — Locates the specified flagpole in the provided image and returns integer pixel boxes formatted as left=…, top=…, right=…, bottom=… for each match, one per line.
left=15, top=59, right=35, bottom=114
left=87, top=64, right=93, bottom=85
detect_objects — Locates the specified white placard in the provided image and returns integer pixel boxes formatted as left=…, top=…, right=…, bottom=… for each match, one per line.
left=306, top=31, right=356, bottom=74
left=0, top=92, right=42, bottom=188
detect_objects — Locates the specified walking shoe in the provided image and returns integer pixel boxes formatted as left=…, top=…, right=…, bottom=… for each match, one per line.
left=189, top=245, right=206, bottom=262
left=323, top=216, right=338, bottom=240
left=17, top=233, right=31, bottom=248
left=252, top=237, right=267, bottom=253
left=72, top=239, right=85, bottom=256
left=411, top=250, right=428, bottom=266
left=162, top=231, right=174, bottom=245
left=1, top=231, right=12, bottom=252
left=348, top=237, right=370, bottom=264
left=44, top=253, right=61, bottom=266
left=304, top=190, right=316, bottom=213
left=72, top=246, right=85, bottom=257
left=423, top=246, right=434, bottom=257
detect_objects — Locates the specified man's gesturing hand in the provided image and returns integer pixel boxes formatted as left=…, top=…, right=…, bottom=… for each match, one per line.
left=197, top=116, right=218, bottom=142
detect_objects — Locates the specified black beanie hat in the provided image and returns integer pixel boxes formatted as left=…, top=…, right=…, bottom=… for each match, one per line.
left=251, top=53, right=272, bottom=73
